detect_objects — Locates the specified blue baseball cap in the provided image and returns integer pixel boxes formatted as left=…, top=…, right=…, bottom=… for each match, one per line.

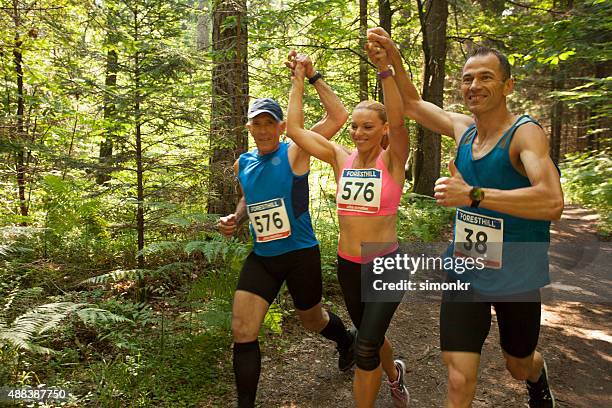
left=247, top=98, right=283, bottom=122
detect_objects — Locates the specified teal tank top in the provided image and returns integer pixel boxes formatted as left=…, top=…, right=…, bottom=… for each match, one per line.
left=238, top=142, right=318, bottom=256
left=448, top=115, right=552, bottom=295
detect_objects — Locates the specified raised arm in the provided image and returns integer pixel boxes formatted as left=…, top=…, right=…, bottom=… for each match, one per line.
left=286, top=61, right=340, bottom=167
left=366, top=42, right=409, bottom=165
left=287, top=51, right=349, bottom=139
left=367, top=27, right=473, bottom=143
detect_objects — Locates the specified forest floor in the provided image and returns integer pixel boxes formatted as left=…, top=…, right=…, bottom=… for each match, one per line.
left=224, top=205, right=611, bottom=408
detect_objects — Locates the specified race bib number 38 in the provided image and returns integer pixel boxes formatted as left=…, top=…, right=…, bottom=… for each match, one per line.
left=453, top=209, right=504, bottom=269
left=247, top=198, right=291, bottom=242
left=337, top=168, right=382, bottom=213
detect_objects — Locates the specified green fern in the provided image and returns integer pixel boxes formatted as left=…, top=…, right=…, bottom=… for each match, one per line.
left=2, top=287, right=44, bottom=317
left=82, top=269, right=147, bottom=285
left=184, top=236, right=248, bottom=263
left=76, top=307, right=131, bottom=325
left=0, top=225, right=36, bottom=259
left=153, top=262, right=193, bottom=277
left=0, top=302, right=80, bottom=354
left=0, top=302, right=132, bottom=354
left=138, top=241, right=182, bottom=256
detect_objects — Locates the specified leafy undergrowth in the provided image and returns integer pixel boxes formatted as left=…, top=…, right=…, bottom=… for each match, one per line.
left=561, top=148, right=612, bottom=239
left=0, top=230, right=254, bottom=407
left=397, top=193, right=455, bottom=242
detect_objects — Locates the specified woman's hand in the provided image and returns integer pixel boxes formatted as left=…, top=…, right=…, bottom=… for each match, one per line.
left=285, top=50, right=310, bottom=83
left=293, top=59, right=306, bottom=82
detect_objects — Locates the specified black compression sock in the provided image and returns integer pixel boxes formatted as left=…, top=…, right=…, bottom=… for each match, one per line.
left=319, top=311, right=353, bottom=349
left=233, top=340, right=261, bottom=408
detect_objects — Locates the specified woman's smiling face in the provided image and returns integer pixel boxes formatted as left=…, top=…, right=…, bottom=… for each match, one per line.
left=349, top=108, right=388, bottom=152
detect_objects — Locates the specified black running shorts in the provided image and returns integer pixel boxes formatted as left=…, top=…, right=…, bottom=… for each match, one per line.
left=236, top=245, right=322, bottom=311
left=440, top=289, right=542, bottom=358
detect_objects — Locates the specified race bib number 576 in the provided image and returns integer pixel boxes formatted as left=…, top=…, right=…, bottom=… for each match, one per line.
left=337, top=168, right=382, bottom=213
left=247, top=198, right=291, bottom=242
left=453, top=209, right=504, bottom=269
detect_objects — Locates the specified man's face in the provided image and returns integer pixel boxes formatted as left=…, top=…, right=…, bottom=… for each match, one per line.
left=461, top=53, right=513, bottom=115
left=246, top=113, right=285, bottom=155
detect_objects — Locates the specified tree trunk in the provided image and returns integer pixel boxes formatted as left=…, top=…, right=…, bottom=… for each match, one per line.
left=413, top=0, right=447, bottom=196
left=14, top=42, right=27, bottom=217
left=197, top=0, right=211, bottom=51
left=377, top=0, right=391, bottom=102
left=133, top=6, right=146, bottom=301
left=359, top=0, right=368, bottom=101
left=209, top=0, right=249, bottom=215
left=11, top=1, right=28, bottom=221
left=96, top=47, right=118, bottom=185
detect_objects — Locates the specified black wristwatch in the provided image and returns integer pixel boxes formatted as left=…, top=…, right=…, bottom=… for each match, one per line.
left=469, top=186, right=484, bottom=208
left=308, top=71, right=323, bottom=85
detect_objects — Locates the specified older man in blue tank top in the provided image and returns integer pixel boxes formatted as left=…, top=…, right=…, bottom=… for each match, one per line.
left=217, top=53, right=356, bottom=408
left=368, top=29, right=563, bottom=408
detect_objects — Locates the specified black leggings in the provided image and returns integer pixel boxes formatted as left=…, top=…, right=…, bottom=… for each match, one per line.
left=337, top=255, right=403, bottom=370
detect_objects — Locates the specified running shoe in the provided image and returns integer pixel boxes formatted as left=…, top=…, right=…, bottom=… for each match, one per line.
left=387, top=359, right=409, bottom=407
left=337, top=327, right=357, bottom=371
left=526, top=360, right=556, bottom=408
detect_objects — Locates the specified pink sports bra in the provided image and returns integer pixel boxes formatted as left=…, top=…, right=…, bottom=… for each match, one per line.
left=336, top=150, right=402, bottom=216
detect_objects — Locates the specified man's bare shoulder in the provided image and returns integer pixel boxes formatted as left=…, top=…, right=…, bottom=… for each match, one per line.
left=448, top=112, right=474, bottom=143
left=513, top=121, right=549, bottom=152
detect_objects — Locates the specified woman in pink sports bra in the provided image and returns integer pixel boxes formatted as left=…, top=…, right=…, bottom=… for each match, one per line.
left=286, top=44, right=410, bottom=408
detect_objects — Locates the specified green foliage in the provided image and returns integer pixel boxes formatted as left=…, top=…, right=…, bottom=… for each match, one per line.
left=0, top=227, right=37, bottom=260
left=263, top=302, right=283, bottom=334
left=0, top=300, right=130, bottom=355
left=190, top=298, right=233, bottom=333
left=83, top=269, right=145, bottom=285
left=561, top=148, right=612, bottom=236
left=398, top=194, right=455, bottom=242
left=189, top=268, right=236, bottom=302
left=184, top=235, right=250, bottom=265
left=87, top=331, right=232, bottom=407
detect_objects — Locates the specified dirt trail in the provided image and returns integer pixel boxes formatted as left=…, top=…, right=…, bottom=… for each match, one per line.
left=254, top=205, right=611, bottom=408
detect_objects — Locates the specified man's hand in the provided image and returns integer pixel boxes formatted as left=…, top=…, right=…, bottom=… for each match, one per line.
left=434, top=160, right=472, bottom=207
left=365, top=41, right=390, bottom=72
left=367, top=27, right=400, bottom=60
left=218, top=213, right=238, bottom=237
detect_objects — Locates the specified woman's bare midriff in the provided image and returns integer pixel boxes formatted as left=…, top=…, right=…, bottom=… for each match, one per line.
left=337, top=214, right=398, bottom=257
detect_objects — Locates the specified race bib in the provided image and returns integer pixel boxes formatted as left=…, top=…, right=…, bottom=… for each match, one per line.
left=247, top=198, right=291, bottom=242
left=337, top=168, right=382, bottom=213
left=453, top=208, right=504, bottom=269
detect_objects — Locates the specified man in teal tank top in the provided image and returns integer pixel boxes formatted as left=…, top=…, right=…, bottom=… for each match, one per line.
left=217, top=53, right=356, bottom=408
left=368, top=29, right=563, bottom=408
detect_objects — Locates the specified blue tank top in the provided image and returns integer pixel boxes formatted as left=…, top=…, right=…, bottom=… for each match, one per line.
left=448, top=115, right=552, bottom=295
left=238, top=142, right=318, bottom=256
